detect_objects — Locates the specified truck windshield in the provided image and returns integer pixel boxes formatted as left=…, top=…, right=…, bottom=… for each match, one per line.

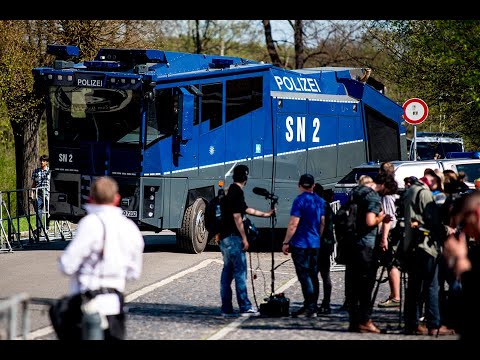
left=49, top=86, right=142, bottom=145
left=416, top=142, right=463, bottom=160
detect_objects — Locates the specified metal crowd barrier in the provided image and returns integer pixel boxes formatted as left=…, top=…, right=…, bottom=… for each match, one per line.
left=0, top=187, right=73, bottom=252
left=0, top=187, right=40, bottom=252
left=0, top=293, right=30, bottom=340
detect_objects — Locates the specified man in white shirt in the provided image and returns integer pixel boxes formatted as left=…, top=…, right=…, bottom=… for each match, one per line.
left=58, top=176, right=144, bottom=340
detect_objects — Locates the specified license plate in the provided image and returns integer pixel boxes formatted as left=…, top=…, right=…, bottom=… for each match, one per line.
left=122, top=210, right=138, bottom=217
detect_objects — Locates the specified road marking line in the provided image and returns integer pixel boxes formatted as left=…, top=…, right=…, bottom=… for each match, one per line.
left=207, top=317, right=251, bottom=340
left=29, top=258, right=224, bottom=340
left=125, top=258, right=223, bottom=302
left=27, top=326, right=54, bottom=340
left=272, top=276, right=298, bottom=294
left=206, top=276, right=298, bottom=340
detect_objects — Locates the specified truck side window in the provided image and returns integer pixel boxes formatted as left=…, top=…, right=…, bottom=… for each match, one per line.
left=154, top=88, right=179, bottom=137
left=226, top=76, right=263, bottom=122
left=201, top=82, right=222, bottom=130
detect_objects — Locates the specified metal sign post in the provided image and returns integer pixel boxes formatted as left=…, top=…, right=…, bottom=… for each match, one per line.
left=403, top=98, right=429, bottom=161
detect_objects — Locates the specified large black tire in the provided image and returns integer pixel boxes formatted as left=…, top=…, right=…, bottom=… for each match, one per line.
left=177, top=198, right=209, bottom=254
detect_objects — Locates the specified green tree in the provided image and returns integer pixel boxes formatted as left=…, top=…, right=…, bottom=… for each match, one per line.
left=0, top=20, right=151, bottom=194
left=366, top=20, right=480, bottom=149
left=0, top=21, right=43, bottom=197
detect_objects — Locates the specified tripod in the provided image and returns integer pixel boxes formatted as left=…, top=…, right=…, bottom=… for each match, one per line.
left=371, top=237, right=407, bottom=329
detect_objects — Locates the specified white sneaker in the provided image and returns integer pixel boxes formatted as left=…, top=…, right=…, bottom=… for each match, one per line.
left=240, top=308, right=260, bottom=317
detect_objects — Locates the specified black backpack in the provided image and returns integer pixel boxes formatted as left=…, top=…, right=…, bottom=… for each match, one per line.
left=204, top=188, right=225, bottom=240
left=334, top=188, right=372, bottom=264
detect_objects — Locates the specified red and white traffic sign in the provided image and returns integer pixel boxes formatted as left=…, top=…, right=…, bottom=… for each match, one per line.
left=402, top=98, right=428, bottom=125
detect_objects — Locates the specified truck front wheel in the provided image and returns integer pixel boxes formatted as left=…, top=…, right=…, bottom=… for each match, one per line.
left=177, top=198, right=209, bottom=254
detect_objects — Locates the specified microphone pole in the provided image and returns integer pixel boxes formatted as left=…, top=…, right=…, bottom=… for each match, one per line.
left=268, top=194, right=278, bottom=296
left=252, top=187, right=278, bottom=296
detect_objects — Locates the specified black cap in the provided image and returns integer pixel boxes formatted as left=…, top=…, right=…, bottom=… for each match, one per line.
left=299, top=174, right=314, bottom=188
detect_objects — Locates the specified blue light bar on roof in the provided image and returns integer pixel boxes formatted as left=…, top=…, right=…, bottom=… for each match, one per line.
left=445, top=151, right=480, bottom=159
left=47, top=44, right=80, bottom=60
left=95, top=48, right=166, bottom=64
left=84, top=60, right=123, bottom=70
left=144, top=50, right=166, bottom=62
left=210, top=58, right=234, bottom=69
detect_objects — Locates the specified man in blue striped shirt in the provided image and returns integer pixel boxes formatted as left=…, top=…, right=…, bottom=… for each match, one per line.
left=31, top=154, right=50, bottom=235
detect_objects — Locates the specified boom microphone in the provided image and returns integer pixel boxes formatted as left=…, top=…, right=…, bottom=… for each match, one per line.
left=253, top=187, right=278, bottom=201
left=253, top=187, right=270, bottom=197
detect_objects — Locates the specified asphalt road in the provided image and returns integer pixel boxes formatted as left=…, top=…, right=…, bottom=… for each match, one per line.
left=0, top=230, right=460, bottom=342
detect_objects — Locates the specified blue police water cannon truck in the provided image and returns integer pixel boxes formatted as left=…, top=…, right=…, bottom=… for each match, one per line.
left=33, top=45, right=407, bottom=253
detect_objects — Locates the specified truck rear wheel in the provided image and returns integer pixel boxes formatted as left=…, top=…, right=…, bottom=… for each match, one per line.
left=177, top=198, right=209, bottom=254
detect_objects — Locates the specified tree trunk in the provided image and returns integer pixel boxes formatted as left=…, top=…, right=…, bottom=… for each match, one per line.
left=294, top=20, right=304, bottom=69
left=194, top=20, right=202, bottom=54
left=262, top=20, right=282, bottom=67
left=11, top=112, right=41, bottom=215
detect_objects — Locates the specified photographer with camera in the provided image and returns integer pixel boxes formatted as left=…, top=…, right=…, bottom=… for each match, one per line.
left=345, top=173, right=396, bottom=333
left=282, top=174, right=325, bottom=318
left=402, top=171, right=455, bottom=336
left=218, top=164, right=275, bottom=317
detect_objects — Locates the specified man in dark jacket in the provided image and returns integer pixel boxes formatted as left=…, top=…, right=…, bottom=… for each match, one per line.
left=347, top=173, right=396, bottom=333
left=402, top=173, right=455, bottom=336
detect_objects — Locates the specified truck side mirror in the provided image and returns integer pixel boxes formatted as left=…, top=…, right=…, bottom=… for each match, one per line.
left=178, top=87, right=193, bottom=141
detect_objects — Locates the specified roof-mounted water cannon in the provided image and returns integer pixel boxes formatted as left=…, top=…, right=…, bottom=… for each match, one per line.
left=47, top=45, right=80, bottom=60
left=47, top=45, right=79, bottom=70
left=93, top=48, right=167, bottom=72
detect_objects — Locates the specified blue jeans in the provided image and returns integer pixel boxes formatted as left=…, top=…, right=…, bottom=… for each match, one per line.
left=35, top=194, right=49, bottom=231
left=290, top=246, right=320, bottom=312
left=404, top=250, right=440, bottom=330
left=219, top=235, right=252, bottom=313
